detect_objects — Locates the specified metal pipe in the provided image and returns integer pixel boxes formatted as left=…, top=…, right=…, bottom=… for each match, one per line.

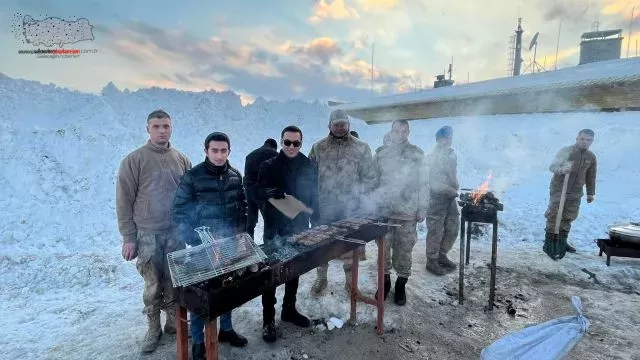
left=489, top=219, right=498, bottom=311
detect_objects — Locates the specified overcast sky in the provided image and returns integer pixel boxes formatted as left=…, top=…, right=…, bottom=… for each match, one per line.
left=0, top=0, right=638, bottom=104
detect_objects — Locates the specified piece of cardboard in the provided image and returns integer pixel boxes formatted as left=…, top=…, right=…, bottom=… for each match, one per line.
left=268, top=194, right=314, bottom=219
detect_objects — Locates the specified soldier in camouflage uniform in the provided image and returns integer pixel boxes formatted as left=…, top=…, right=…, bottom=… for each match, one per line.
left=308, top=110, right=377, bottom=294
left=371, top=119, right=428, bottom=305
left=425, top=126, right=460, bottom=275
left=116, top=110, right=192, bottom=353
left=544, top=129, right=597, bottom=259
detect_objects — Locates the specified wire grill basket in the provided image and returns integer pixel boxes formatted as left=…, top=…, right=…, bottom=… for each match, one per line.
left=167, top=227, right=267, bottom=287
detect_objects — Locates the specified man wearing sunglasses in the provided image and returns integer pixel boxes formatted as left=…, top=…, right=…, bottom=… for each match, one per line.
left=256, top=125, right=319, bottom=343
left=308, top=109, right=377, bottom=295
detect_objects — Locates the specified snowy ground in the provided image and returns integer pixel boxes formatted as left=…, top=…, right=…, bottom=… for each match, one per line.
left=1, top=74, right=639, bottom=360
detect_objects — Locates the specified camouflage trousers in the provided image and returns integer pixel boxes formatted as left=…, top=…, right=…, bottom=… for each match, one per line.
left=426, top=197, right=460, bottom=259
left=382, top=219, right=418, bottom=278
left=544, top=196, right=582, bottom=233
left=135, top=229, right=185, bottom=315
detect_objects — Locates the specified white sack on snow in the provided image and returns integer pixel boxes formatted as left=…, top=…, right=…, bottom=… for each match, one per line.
left=480, top=296, right=590, bottom=360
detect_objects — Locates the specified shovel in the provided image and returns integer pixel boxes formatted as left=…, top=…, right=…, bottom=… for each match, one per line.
left=545, top=173, right=570, bottom=260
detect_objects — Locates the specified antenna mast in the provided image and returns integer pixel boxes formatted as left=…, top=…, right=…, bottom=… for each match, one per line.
left=628, top=7, right=635, bottom=58
left=513, top=18, right=524, bottom=76
left=555, top=20, right=562, bottom=70
left=371, top=41, right=374, bottom=97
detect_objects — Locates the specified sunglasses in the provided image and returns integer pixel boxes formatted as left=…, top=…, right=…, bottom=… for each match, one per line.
left=283, top=140, right=302, bottom=148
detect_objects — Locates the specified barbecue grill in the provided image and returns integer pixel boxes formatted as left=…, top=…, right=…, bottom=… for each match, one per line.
left=167, top=228, right=267, bottom=288
left=596, top=222, right=640, bottom=266
left=173, top=218, right=391, bottom=360
left=457, top=189, right=504, bottom=310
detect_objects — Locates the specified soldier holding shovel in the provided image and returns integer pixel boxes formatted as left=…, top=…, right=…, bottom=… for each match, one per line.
left=543, top=129, right=597, bottom=260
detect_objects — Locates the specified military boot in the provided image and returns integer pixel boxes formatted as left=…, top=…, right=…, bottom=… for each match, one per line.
left=374, top=274, right=391, bottom=301
left=394, top=277, right=408, bottom=306
left=359, top=246, right=367, bottom=261
left=140, top=312, right=162, bottom=353
left=426, top=258, right=452, bottom=276
left=561, top=231, right=576, bottom=253
left=163, top=307, right=176, bottom=334
left=311, top=265, right=328, bottom=294
left=438, top=253, right=457, bottom=270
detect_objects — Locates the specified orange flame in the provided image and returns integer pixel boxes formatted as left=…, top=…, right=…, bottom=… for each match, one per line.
left=471, top=171, right=493, bottom=205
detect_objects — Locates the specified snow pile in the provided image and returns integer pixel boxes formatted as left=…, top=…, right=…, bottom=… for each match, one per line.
left=1, top=74, right=639, bottom=359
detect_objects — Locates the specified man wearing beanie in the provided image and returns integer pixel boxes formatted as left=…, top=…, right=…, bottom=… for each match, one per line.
left=371, top=119, right=428, bottom=305
left=244, top=138, right=278, bottom=239
left=425, top=125, right=460, bottom=276
left=172, top=132, right=249, bottom=358
left=308, top=109, right=377, bottom=295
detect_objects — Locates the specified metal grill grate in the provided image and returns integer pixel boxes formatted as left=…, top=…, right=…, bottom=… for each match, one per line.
left=167, top=227, right=267, bottom=287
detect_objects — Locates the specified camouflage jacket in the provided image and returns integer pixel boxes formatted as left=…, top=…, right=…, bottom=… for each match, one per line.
left=372, top=141, right=428, bottom=220
left=308, top=134, right=377, bottom=223
left=548, top=144, right=597, bottom=199
left=427, top=145, right=459, bottom=199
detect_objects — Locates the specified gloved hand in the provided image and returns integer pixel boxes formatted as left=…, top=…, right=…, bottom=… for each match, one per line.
left=556, top=164, right=572, bottom=175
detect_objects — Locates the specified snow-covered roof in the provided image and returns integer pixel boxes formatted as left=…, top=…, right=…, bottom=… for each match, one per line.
left=333, top=57, right=640, bottom=123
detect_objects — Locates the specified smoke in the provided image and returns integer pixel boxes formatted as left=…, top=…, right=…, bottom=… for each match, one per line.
left=541, top=0, right=591, bottom=23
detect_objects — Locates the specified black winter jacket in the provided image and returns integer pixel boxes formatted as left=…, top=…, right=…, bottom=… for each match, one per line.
left=244, top=144, right=278, bottom=188
left=172, top=158, right=247, bottom=245
left=257, top=151, right=319, bottom=240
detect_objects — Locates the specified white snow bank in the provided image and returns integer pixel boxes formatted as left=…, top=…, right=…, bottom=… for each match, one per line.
left=0, top=74, right=639, bottom=359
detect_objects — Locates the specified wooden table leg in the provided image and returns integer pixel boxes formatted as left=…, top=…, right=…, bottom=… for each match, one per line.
left=458, top=218, right=465, bottom=305
left=376, top=236, right=385, bottom=335
left=204, top=318, right=218, bottom=360
left=350, top=248, right=360, bottom=323
left=176, top=306, right=189, bottom=360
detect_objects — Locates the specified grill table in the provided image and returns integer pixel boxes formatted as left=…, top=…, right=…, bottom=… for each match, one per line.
left=174, top=221, right=389, bottom=360
left=596, top=238, right=640, bottom=266
left=457, top=193, right=503, bottom=311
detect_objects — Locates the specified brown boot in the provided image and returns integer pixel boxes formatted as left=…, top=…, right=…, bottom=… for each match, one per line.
left=163, top=308, right=176, bottom=334
left=359, top=246, right=367, bottom=261
left=140, top=312, right=162, bottom=353
left=311, top=265, right=328, bottom=294
left=426, top=258, right=452, bottom=276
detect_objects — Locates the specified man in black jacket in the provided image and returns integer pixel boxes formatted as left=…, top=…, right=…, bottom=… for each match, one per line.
left=257, top=125, right=319, bottom=343
left=243, top=138, right=278, bottom=239
left=172, top=132, right=249, bottom=359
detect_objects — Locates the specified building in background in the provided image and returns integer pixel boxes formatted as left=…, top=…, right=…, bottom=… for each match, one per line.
left=579, top=29, right=624, bottom=65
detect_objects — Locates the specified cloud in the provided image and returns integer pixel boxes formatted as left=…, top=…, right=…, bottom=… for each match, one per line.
left=308, top=0, right=360, bottom=23
left=284, top=37, right=343, bottom=65
left=602, top=0, right=637, bottom=18
left=99, top=20, right=419, bottom=102
left=357, top=0, right=400, bottom=12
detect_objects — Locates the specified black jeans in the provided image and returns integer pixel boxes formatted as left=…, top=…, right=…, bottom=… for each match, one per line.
left=245, top=187, right=263, bottom=239
left=261, top=234, right=300, bottom=325
left=261, top=276, right=300, bottom=325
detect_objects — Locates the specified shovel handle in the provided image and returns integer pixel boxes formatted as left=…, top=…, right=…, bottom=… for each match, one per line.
left=553, top=173, right=570, bottom=235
